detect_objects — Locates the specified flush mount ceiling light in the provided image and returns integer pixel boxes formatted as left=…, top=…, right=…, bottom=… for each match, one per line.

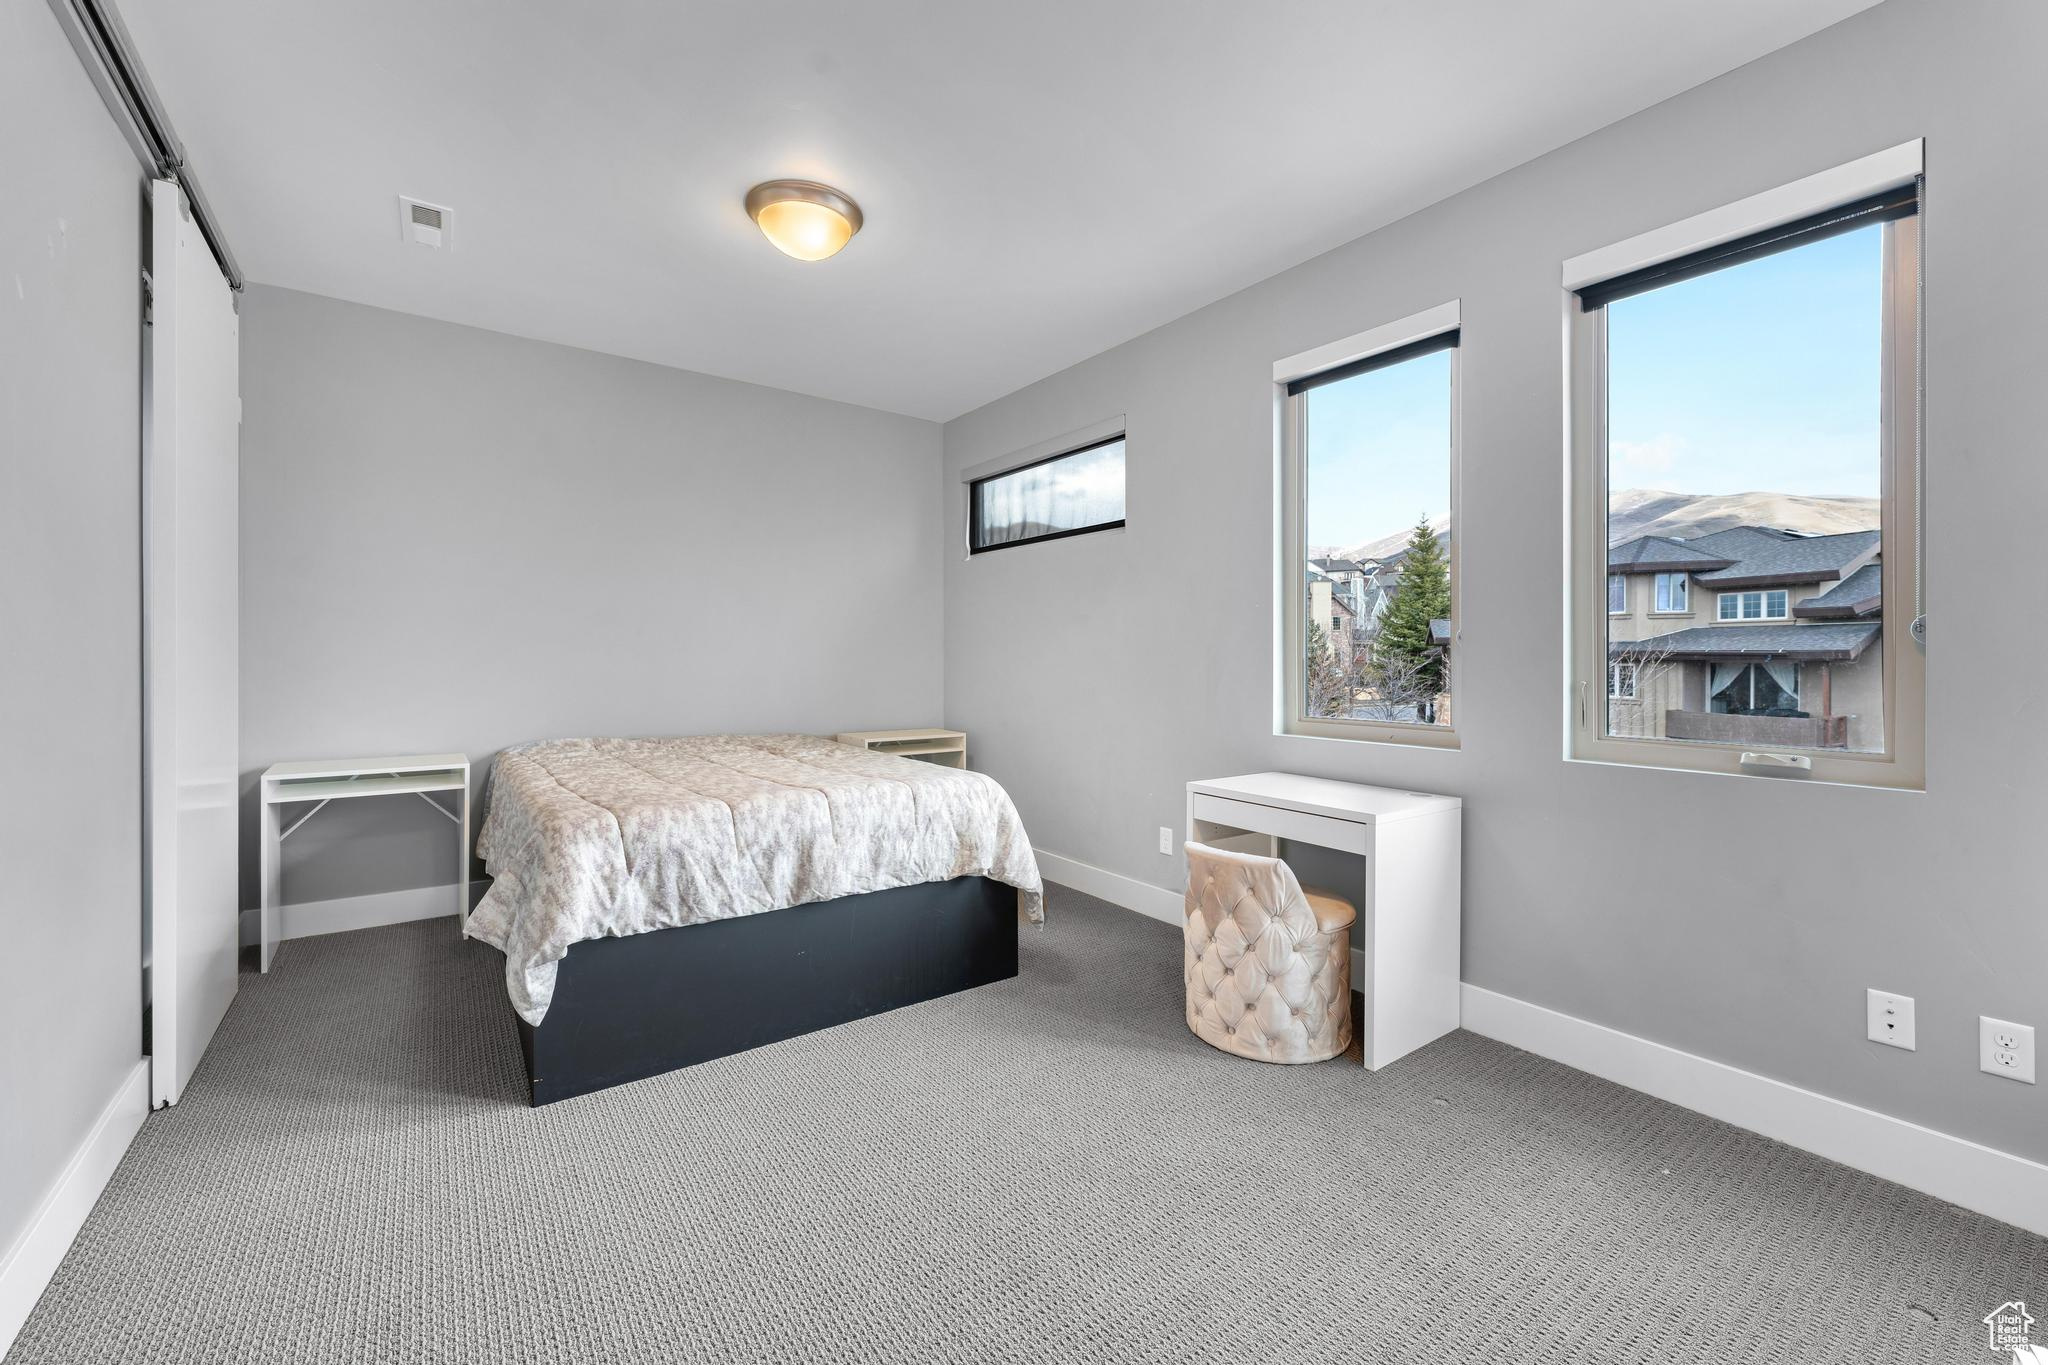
left=745, top=180, right=863, bottom=261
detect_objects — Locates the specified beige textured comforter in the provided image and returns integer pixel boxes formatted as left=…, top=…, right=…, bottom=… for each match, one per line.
left=466, top=734, right=1044, bottom=1024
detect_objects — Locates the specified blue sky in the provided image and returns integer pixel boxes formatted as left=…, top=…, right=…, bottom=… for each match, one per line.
left=1304, top=224, right=1882, bottom=551
left=1607, top=223, right=1882, bottom=500
left=1304, top=348, right=1451, bottom=551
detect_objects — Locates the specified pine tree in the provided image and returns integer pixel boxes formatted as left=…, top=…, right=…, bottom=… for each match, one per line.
left=1374, top=517, right=1451, bottom=708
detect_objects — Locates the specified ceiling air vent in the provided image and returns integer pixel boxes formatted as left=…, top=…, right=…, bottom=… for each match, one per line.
left=398, top=196, right=453, bottom=249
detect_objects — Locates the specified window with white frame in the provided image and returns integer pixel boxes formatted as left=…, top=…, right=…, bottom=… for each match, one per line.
left=1717, top=589, right=1788, bottom=621
left=1608, top=574, right=1626, bottom=614
left=1568, top=144, right=1924, bottom=787
left=1277, top=304, right=1459, bottom=744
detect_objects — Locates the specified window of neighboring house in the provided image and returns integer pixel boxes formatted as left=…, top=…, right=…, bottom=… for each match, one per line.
left=1567, top=145, right=1923, bottom=787
left=968, top=435, right=1125, bottom=553
left=1717, top=589, right=1789, bottom=621
left=1608, top=574, right=1627, bottom=614
left=1710, top=662, right=1798, bottom=715
left=1277, top=303, right=1459, bottom=745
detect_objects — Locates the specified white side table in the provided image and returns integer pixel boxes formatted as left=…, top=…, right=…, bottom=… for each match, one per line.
left=834, top=729, right=967, bottom=768
left=1186, top=772, right=1461, bottom=1070
left=257, top=753, right=470, bottom=973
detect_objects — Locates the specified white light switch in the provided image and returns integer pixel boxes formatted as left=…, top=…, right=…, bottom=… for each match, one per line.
left=1158, top=826, right=1174, bottom=856
left=1867, top=989, right=1915, bottom=1051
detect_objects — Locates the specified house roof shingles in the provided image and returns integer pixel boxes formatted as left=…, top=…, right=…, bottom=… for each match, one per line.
left=1612, top=621, right=1880, bottom=662
left=1792, top=561, right=1882, bottom=619
left=1607, top=534, right=1735, bottom=574
left=1686, top=527, right=1879, bottom=588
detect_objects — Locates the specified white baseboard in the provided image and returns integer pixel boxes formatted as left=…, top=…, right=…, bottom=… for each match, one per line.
left=1038, top=848, right=2048, bottom=1237
left=237, top=881, right=477, bottom=947
left=1460, top=984, right=2048, bottom=1237
left=1034, top=849, right=1183, bottom=925
left=0, top=1059, right=149, bottom=1357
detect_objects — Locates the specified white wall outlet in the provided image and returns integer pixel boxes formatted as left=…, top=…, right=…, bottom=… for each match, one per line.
left=1158, top=826, right=1174, bottom=856
left=1866, top=989, right=1916, bottom=1050
left=1981, top=1016, right=2036, bottom=1084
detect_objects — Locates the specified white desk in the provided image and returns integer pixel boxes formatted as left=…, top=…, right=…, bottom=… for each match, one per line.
left=257, top=753, right=471, bottom=973
left=1186, top=772, right=1461, bottom=1070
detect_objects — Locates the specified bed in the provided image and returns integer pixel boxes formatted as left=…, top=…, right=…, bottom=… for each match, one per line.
left=464, top=734, right=1044, bottom=1104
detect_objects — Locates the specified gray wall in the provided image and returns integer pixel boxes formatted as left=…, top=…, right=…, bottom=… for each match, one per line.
left=239, top=286, right=943, bottom=903
left=942, top=0, right=2048, bottom=1161
left=0, top=0, right=145, bottom=1257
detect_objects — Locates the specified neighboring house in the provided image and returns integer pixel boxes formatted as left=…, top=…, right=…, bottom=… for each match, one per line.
left=1323, top=552, right=1405, bottom=629
left=1353, top=576, right=1394, bottom=629
left=1605, top=525, right=1883, bottom=750
left=1331, top=592, right=1356, bottom=651
left=1305, top=562, right=1358, bottom=654
left=1310, top=556, right=1373, bottom=622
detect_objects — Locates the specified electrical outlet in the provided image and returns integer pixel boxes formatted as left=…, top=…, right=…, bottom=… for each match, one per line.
left=1866, top=989, right=1916, bottom=1050
left=1158, top=826, right=1175, bottom=856
left=1981, top=1016, right=2036, bottom=1084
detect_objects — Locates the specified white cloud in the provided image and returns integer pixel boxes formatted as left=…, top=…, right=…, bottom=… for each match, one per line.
left=1612, top=432, right=1686, bottom=473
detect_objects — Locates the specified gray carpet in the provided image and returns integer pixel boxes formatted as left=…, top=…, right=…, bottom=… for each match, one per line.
left=10, top=885, right=2043, bottom=1364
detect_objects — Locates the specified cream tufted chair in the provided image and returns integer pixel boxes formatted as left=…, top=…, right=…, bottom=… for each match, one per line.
left=1182, top=841, right=1355, bottom=1063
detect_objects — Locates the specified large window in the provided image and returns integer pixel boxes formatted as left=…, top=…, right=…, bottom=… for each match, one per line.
left=968, top=434, right=1125, bottom=553
left=1277, top=305, right=1458, bottom=744
left=1568, top=146, right=1923, bottom=787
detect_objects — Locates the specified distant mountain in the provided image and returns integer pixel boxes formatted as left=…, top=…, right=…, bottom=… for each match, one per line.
left=1607, top=489, right=1879, bottom=545
left=1329, top=515, right=1450, bottom=567
left=1312, top=491, right=1877, bottom=569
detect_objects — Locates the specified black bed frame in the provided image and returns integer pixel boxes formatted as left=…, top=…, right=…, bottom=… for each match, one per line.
left=515, top=876, right=1019, bottom=1105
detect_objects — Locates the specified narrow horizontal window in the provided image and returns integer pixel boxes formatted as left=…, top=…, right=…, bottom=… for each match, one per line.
left=968, top=435, right=1125, bottom=553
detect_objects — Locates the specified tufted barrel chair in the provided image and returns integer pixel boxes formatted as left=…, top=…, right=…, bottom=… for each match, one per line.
left=1182, top=841, right=1355, bottom=1064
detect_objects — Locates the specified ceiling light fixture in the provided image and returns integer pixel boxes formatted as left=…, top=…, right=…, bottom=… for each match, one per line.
left=745, top=180, right=863, bottom=261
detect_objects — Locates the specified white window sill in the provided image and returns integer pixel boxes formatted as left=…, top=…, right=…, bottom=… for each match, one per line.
left=1277, top=725, right=1460, bottom=752
left=1565, top=750, right=1922, bottom=793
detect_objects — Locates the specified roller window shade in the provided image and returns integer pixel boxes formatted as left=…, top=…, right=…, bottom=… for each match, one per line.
left=1284, top=329, right=1459, bottom=397
left=1575, top=181, right=1918, bottom=312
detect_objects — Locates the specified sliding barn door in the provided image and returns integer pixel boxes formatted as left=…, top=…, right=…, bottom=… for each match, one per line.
left=146, top=178, right=240, bottom=1108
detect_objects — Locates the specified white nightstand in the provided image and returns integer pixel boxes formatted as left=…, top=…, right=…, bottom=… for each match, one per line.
left=257, top=753, right=470, bottom=973
left=834, top=729, right=967, bottom=769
